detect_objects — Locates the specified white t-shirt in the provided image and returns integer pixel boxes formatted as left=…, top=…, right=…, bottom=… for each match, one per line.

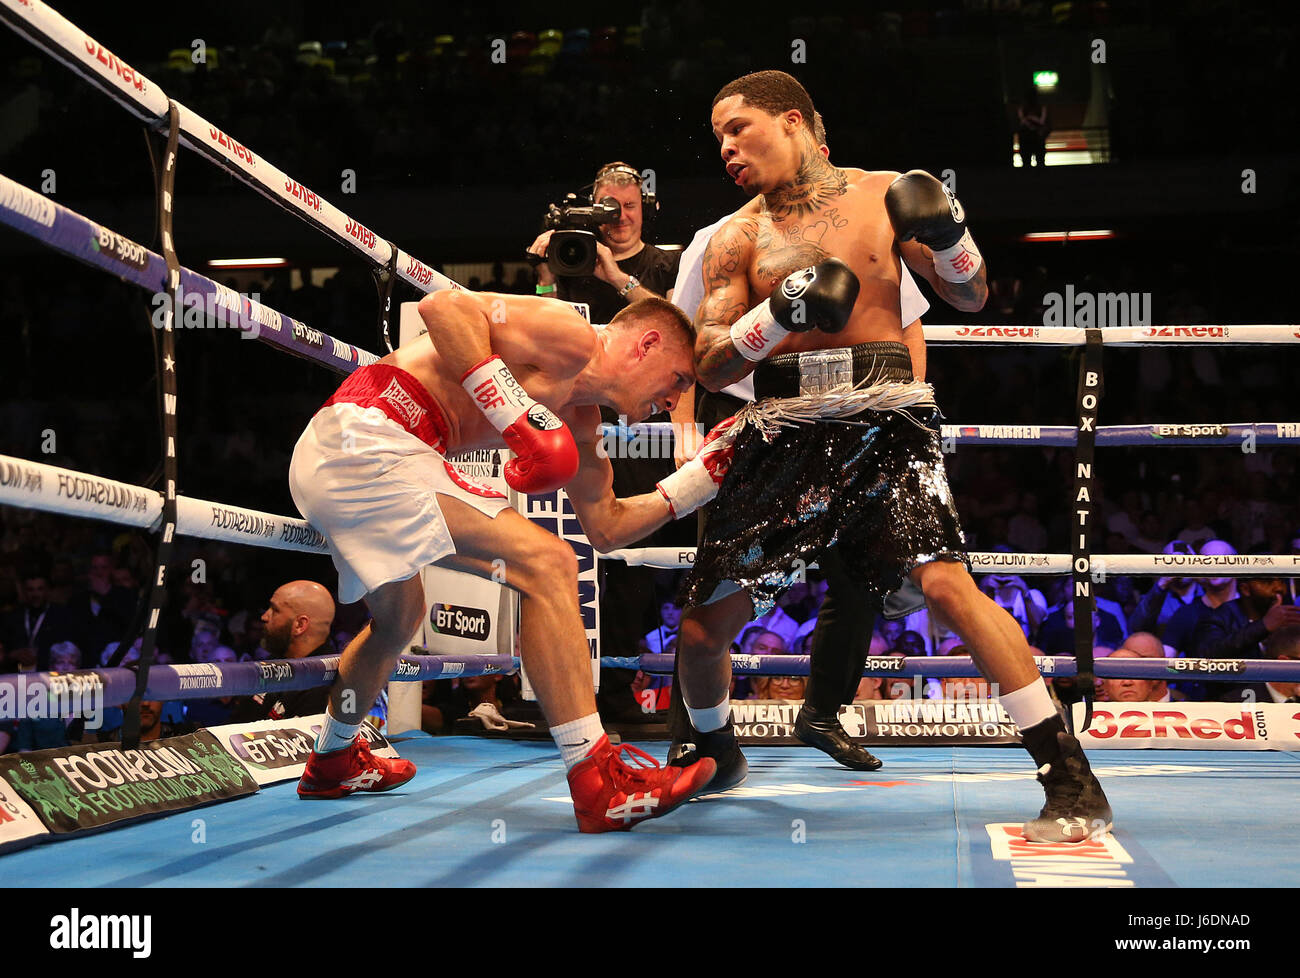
left=671, top=213, right=930, bottom=402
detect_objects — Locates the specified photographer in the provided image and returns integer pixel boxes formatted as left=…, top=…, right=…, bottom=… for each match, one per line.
left=527, top=163, right=686, bottom=725
left=526, top=162, right=679, bottom=322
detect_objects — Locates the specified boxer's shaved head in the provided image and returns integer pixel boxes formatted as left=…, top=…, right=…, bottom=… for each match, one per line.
left=713, top=70, right=817, bottom=136
left=609, top=296, right=696, bottom=347
left=602, top=297, right=696, bottom=421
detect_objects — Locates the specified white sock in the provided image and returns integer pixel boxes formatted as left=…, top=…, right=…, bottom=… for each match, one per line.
left=552, top=713, right=606, bottom=771
left=685, top=696, right=730, bottom=734
left=998, top=681, right=1057, bottom=731
left=315, top=710, right=362, bottom=754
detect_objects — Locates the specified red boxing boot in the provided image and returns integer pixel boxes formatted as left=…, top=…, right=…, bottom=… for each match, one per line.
left=297, top=736, right=417, bottom=799
left=567, top=735, right=716, bottom=833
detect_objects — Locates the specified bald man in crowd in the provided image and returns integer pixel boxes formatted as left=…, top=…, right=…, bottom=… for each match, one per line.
left=230, top=581, right=338, bottom=722
left=1100, top=633, right=1171, bottom=703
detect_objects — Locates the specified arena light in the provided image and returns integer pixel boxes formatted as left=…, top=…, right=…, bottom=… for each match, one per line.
left=1020, top=230, right=1116, bottom=243
left=1033, top=70, right=1058, bottom=92
left=207, top=257, right=289, bottom=268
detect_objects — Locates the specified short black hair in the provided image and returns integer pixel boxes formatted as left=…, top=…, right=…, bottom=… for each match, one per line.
left=713, top=70, right=817, bottom=136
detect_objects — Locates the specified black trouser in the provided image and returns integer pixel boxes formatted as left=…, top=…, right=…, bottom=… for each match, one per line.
left=667, top=389, right=882, bottom=738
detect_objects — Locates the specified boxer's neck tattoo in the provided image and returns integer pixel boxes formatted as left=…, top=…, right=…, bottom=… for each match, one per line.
left=762, top=152, right=847, bottom=222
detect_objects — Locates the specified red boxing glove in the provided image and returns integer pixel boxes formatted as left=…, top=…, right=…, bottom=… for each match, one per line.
left=656, top=416, right=738, bottom=518
left=462, top=356, right=579, bottom=494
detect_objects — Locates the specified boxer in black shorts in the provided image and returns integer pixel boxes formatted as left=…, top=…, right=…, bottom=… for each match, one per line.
left=668, top=70, right=1111, bottom=844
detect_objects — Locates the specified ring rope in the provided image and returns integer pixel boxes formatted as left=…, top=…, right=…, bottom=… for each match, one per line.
left=4, top=652, right=1294, bottom=717
left=0, top=452, right=330, bottom=554
left=610, top=421, right=1300, bottom=448
left=600, top=546, right=1300, bottom=574
left=921, top=324, right=1300, bottom=344
left=0, top=172, right=379, bottom=375
left=606, top=653, right=1300, bottom=681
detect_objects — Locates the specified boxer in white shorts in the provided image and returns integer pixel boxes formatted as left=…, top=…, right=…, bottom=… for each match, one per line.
left=289, top=291, right=731, bottom=833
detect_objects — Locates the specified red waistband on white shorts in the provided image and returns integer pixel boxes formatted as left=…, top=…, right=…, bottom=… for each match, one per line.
left=323, top=364, right=450, bottom=451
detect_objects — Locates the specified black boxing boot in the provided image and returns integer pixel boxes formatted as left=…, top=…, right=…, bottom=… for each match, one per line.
left=1020, top=714, right=1113, bottom=843
left=667, top=722, right=748, bottom=793
left=793, top=707, right=883, bottom=771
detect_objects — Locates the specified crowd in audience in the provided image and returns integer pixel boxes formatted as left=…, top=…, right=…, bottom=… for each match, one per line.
left=615, top=517, right=1300, bottom=710
left=2, top=449, right=1297, bottom=751
left=2, top=0, right=1296, bottom=744
left=4, top=1, right=1288, bottom=201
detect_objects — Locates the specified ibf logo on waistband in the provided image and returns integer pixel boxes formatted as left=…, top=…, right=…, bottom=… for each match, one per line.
left=380, top=378, right=428, bottom=430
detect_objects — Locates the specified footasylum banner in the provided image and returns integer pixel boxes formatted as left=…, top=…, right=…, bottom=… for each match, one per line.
left=0, top=730, right=258, bottom=835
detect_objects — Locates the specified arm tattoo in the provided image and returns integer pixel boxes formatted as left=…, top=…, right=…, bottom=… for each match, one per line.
left=934, top=262, right=989, bottom=311
left=694, top=220, right=759, bottom=388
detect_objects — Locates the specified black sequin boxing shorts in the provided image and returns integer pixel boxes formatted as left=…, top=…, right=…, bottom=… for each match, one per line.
left=680, top=341, right=969, bottom=618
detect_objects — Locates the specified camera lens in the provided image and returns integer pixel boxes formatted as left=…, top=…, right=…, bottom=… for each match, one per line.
left=556, top=239, right=586, bottom=268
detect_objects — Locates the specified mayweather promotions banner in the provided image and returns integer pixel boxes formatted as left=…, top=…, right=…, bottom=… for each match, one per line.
left=1072, top=701, right=1300, bottom=750
left=208, top=715, right=398, bottom=786
left=731, top=700, right=1021, bottom=746
left=0, top=731, right=257, bottom=835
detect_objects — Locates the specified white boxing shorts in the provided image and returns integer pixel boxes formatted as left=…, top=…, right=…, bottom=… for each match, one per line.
left=289, top=364, right=511, bottom=604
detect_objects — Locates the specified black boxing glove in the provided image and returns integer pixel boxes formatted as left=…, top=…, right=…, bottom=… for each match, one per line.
left=730, top=259, right=860, bottom=361
left=885, top=170, right=983, bottom=283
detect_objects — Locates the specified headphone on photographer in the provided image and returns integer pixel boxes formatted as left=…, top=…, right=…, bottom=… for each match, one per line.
left=587, top=161, right=659, bottom=236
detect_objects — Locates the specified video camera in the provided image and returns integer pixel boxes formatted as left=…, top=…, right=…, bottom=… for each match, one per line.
left=531, top=193, right=621, bottom=278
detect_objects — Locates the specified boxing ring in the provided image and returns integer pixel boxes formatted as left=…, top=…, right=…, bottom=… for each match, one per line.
left=1, top=737, right=1294, bottom=888
left=3, top=0, right=1300, bottom=888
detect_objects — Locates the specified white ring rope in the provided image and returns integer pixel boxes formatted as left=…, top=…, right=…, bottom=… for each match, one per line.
left=603, top=547, right=1300, bottom=576
left=0, top=453, right=329, bottom=554
left=921, top=324, right=1300, bottom=344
